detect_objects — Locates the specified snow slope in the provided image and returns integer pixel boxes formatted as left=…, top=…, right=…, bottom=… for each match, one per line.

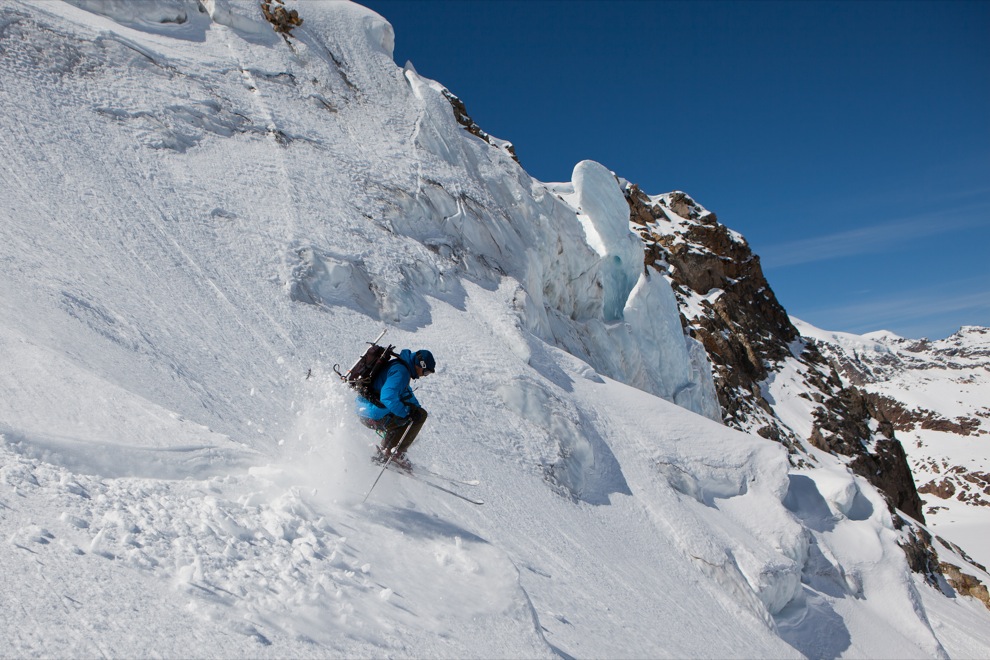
left=1, top=0, right=989, bottom=657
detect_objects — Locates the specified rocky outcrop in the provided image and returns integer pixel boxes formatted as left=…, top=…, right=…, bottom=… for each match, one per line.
left=802, top=323, right=990, bottom=548
left=917, top=462, right=990, bottom=508
left=807, top=386, right=925, bottom=522
left=623, top=181, right=933, bottom=552
left=261, top=0, right=303, bottom=37
left=899, top=523, right=944, bottom=587
left=941, top=563, right=990, bottom=611
left=625, top=185, right=800, bottom=444
left=622, top=180, right=990, bottom=601
left=441, top=89, right=519, bottom=163
left=864, top=392, right=982, bottom=436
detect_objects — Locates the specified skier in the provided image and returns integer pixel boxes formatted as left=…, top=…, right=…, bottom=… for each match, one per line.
left=357, top=348, right=435, bottom=471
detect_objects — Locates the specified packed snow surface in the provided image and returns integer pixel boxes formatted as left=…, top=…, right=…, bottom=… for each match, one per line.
left=1, top=1, right=989, bottom=657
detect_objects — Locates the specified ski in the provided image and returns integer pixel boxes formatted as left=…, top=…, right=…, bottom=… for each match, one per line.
left=369, top=449, right=479, bottom=486
left=385, top=464, right=484, bottom=505
left=406, top=464, right=480, bottom=487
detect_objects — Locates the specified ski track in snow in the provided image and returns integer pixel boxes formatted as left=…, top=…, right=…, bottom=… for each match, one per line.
left=1, top=1, right=989, bottom=658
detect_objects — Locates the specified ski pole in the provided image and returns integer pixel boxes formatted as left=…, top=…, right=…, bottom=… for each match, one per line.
left=362, top=421, right=413, bottom=504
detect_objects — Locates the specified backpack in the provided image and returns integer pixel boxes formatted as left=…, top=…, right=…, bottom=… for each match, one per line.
left=334, top=336, right=398, bottom=405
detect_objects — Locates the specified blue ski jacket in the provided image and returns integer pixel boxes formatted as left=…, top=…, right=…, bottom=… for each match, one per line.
left=355, top=349, right=422, bottom=421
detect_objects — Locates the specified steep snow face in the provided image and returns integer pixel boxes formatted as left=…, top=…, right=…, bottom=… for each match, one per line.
left=2, top=0, right=688, bottom=433
left=1, top=1, right=989, bottom=657
left=365, top=69, right=721, bottom=417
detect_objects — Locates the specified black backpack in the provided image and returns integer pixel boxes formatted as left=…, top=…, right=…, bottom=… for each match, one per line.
left=334, top=334, right=398, bottom=405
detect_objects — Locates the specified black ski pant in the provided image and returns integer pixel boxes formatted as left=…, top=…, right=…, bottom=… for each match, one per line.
left=361, top=407, right=428, bottom=456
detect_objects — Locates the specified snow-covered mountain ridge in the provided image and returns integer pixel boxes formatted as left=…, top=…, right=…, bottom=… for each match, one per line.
left=627, top=188, right=925, bottom=512
left=626, top=184, right=990, bottom=610
left=795, top=321, right=990, bottom=568
left=1, top=1, right=989, bottom=657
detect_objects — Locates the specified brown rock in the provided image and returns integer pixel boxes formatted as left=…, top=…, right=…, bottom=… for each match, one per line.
left=941, top=563, right=990, bottom=611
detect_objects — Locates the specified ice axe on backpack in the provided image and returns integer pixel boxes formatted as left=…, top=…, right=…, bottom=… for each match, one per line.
left=333, top=329, right=398, bottom=403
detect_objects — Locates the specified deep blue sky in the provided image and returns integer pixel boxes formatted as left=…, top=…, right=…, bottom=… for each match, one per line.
left=360, top=0, right=989, bottom=339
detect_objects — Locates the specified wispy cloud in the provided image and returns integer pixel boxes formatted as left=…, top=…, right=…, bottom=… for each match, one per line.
left=797, top=279, right=990, bottom=339
left=760, top=204, right=990, bottom=269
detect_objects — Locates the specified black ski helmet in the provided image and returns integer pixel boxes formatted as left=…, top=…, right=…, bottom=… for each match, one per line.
left=414, top=350, right=436, bottom=374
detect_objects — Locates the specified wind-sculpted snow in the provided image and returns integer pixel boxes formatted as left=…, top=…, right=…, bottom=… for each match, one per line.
left=1, top=0, right=989, bottom=657
left=62, top=0, right=211, bottom=40
left=388, top=68, right=721, bottom=417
